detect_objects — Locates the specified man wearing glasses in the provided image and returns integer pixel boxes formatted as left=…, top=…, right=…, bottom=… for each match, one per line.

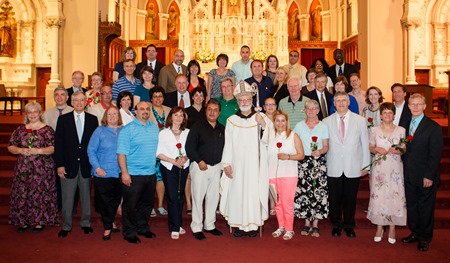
left=67, top=71, right=87, bottom=107
left=88, top=83, right=114, bottom=125
left=284, top=50, right=307, bottom=86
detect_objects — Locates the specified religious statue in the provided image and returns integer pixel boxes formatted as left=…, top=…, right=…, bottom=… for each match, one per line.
left=215, top=0, right=221, bottom=16
left=289, top=9, right=299, bottom=40
left=168, top=6, right=178, bottom=39
left=0, top=1, right=14, bottom=57
left=247, top=0, right=253, bottom=18
left=229, top=0, right=238, bottom=16
left=146, top=3, right=156, bottom=35
left=311, top=5, right=322, bottom=40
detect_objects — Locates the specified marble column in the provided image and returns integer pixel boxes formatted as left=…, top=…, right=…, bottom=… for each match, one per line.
left=402, top=19, right=420, bottom=85
left=45, top=18, right=63, bottom=109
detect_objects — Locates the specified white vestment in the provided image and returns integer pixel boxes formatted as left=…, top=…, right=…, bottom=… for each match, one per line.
left=219, top=112, right=271, bottom=231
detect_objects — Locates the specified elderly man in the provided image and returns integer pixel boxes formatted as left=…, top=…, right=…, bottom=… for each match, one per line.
left=323, top=92, right=370, bottom=238
left=186, top=99, right=225, bottom=240
left=245, top=60, right=273, bottom=106
left=231, top=45, right=253, bottom=83
left=88, top=83, right=113, bottom=125
left=401, top=94, right=443, bottom=252
left=158, top=49, right=187, bottom=93
left=284, top=50, right=307, bottom=86
left=164, top=75, right=191, bottom=108
left=135, top=44, right=165, bottom=84
left=66, top=71, right=87, bottom=107
left=278, top=77, right=310, bottom=129
left=117, top=101, right=159, bottom=244
left=304, top=73, right=333, bottom=120
left=112, top=59, right=141, bottom=104
left=219, top=81, right=272, bottom=238
left=326, top=49, right=358, bottom=90
left=54, top=91, right=98, bottom=238
left=44, top=87, right=73, bottom=131
left=391, top=83, right=412, bottom=130
left=217, top=77, right=239, bottom=127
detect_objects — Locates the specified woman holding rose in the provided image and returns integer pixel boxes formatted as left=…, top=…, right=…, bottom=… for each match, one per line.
left=293, top=100, right=329, bottom=237
left=363, top=86, right=384, bottom=129
left=367, top=102, right=407, bottom=244
left=266, top=110, right=304, bottom=240
left=156, top=107, right=190, bottom=239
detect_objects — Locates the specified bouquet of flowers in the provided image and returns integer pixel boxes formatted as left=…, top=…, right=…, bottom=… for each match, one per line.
left=86, top=90, right=101, bottom=108
left=26, top=129, right=36, bottom=148
left=195, top=49, right=215, bottom=63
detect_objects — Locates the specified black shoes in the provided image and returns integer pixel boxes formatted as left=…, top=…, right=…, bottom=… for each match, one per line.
left=58, top=230, right=71, bottom=238
left=137, top=231, right=156, bottom=239
left=17, top=226, right=30, bottom=233
left=111, top=228, right=120, bottom=233
left=401, top=234, right=419, bottom=243
left=205, top=228, right=223, bottom=236
left=233, top=229, right=242, bottom=238
left=344, top=228, right=356, bottom=238
left=331, top=228, right=341, bottom=237
left=103, top=231, right=112, bottom=241
left=193, top=232, right=206, bottom=240
left=81, top=227, right=93, bottom=234
left=417, top=241, right=429, bottom=251
left=124, top=236, right=141, bottom=244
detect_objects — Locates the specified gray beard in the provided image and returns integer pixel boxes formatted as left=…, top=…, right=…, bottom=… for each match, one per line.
left=239, top=105, right=252, bottom=112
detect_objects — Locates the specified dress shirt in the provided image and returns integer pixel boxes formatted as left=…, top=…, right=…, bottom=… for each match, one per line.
left=334, top=63, right=347, bottom=76
left=410, top=113, right=425, bottom=134
left=336, top=110, right=350, bottom=140
left=173, top=63, right=182, bottom=74
left=178, top=92, right=191, bottom=108
left=231, top=59, right=253, bottom=83
left=393, top=101, right=405, bottom=126
left=73, top=111, right=85, bottom=132
left=185, top=119, right=225, bottom=166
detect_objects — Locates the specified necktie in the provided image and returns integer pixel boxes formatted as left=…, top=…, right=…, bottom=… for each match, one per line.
left=177, top=66, right=182, bottom=74
left=410, top=119, right=416, bottom=136
left=339, top=116, right=345, bottom=142
left=76, top=114, right=83, bottom=143
left=338, top=66, right=343, bottom=76
left=320, top=92, right=328, bottom=118
left=58, top=108, right=64, bottom=116
left=179, top=94, right=185, bottom=108
left=149, top=62, right=153, bottom=70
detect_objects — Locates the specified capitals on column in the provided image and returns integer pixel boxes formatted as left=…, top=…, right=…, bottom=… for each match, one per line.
left=401, top=18, right=421, bottom=30
left=45, top=17, right=64, bottom=28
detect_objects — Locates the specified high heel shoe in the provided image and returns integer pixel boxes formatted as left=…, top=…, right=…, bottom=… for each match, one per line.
left=373, top=229, right=384, bottom=242
left=103, top=230, right=112, bottom=241
left=388, top=232, right=396, bottom=244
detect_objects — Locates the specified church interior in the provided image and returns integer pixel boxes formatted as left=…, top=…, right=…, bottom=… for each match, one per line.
left=0, top=0, right=449, bottom=112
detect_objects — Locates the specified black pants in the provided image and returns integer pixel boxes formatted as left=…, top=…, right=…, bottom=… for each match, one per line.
left=121, top=175, right=156, bottom=238
left=405, top=180, right=437, bottom=242
left=93, top=177, right=122, bottom=230
left=327, top=174, right=359, bottom=229
left=160, top=165, right=189, bottom=232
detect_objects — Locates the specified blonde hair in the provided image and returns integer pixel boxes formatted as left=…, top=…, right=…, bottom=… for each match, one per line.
left=24, top=102, right=45, bottom=124
left=273, top=110, right=292, bottom=138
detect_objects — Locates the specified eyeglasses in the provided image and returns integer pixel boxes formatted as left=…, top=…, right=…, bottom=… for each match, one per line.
left=264, top=103, right=276, bottom=107
left=92, top=79, right=102, bottom=82
left=409, top=103, right=424, bottom=107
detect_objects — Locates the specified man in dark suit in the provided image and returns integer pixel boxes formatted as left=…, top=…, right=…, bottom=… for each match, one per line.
left=55, top=91, right=98, bottom=238
left=401, top=93, right=443, bottom=252
left=158, top=49, right=187, bottom=93
left=304, top=73, right=333, bottom=120
left=135, top=44, right=165, bottom=85
left=391, top=83, right=412, bottom=131
left=326, top=49, right=358, bottom=92
left=66, top=71, right=87, bottom=107
left=164, top=75, right=191, bottom=109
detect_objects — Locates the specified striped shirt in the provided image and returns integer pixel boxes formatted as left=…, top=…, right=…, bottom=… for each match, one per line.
left=117, top=118, right=159, bottom=175
left=112, top=76, right=142, bottom=102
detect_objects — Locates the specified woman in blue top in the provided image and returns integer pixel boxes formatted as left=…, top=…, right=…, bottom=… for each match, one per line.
left=88, top=105, right=123, bottom=241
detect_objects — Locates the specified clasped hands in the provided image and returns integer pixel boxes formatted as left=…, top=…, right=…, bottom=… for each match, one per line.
left=173, top=156, right=188, bottom=169
left=21, top=147, right=40, bottom=156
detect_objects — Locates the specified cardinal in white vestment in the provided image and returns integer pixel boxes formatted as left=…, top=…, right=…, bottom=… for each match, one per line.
left=220, top=81, right=272, bottom=236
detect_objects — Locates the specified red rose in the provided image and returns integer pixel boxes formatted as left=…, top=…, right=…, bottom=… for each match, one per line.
left=95, top=92, right=100, bottom=97
left=87, top=98, right=93, bottom=103
left=407, top=135, right=413, bottom=141
left=26, top=129, right=32, bottom=134
left=176, top=143, right=182, bottom=149
left=312, top=136, right=318, bottom=142
left=368, top=117, right=373, bottom=123
left=276, top=142, right=282, bottom=148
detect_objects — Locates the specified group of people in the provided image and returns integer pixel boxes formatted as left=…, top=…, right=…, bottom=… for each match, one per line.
left=7, top=45, right=443, bottom=252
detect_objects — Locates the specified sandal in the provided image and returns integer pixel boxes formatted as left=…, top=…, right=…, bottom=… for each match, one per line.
left=311, top=227, right=320, bottom=237
left=283, top=231, right=295, bottom=240
left=186, top=210, right=192, bottom=215
left=301, top=226, right=311, bottom=236
left=157, top=207, right=168, bottom=216
left=17, top=225, right=30, bottom=233
left=272, top=227, right=285, bottom=238
left=179, top=227, right=186, bottom=235
left=171, top=231, right=179, bottom=240
left=150, top=209, right=157, bottom=217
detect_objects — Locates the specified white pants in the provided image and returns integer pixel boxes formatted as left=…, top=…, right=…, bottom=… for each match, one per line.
left=190, top=162, right=221, bottom=233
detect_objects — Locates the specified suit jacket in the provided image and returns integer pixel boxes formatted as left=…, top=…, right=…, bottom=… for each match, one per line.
left=326, top=63, right=358, bottom=92
left=164, top=91, right=191, bottom=108
left=304, top=89, right=333, bottom=120
left=323, top=111, right=371, bottom=178
left=54, top=111, right=98, bottom=178
left=135, top=60, right=165, bottom=85
left=158, top=64, right=187, bottom=93
left=67, top=87, right=87, bottom=107
left=397, top=103, right=412, bottom=131
left=402, top=116, right=443, bottom=186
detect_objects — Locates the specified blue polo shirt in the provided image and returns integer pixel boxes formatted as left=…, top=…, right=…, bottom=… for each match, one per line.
left=245, top=76, right=273, bottom=108
left=117, top=118, right=159, bottom=175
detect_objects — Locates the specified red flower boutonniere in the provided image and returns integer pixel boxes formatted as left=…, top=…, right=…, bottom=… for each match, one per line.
left=407, top=135, right=413, bottom=141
